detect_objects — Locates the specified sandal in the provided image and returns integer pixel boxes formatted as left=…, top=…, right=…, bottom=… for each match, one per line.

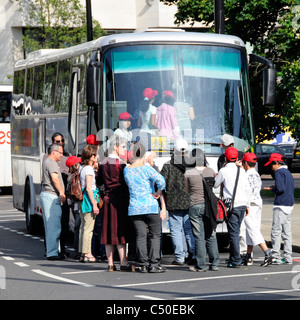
left=83, top=255, right=96, bottom=263
left=120, top=265, right=135, bottom=272
left=107, top=265, right=117, bottom=272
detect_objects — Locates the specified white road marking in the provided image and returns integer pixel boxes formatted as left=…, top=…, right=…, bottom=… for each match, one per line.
left=2, top=256, right=15, bottom=261
left=14, top=262, right=29, bottom=267
left=61, top=270, right=106, bottom=275
left=32, top=269, right=95, bottom=288
left=115, top=270, right=300, bottom=288
left=135, top=295, right=166, bottom=300
left=177, top=288, right=300, bottom=300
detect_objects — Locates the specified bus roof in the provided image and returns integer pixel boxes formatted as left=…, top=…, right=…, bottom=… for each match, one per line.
left=14, top=31, right=245, bottom=70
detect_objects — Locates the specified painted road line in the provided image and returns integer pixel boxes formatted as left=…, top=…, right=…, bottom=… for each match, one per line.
left=14, top=262, right=29, bottom=267
left=32, top=269, right=95, bottom=288
left=135, top=295, right=166, bottom=300
left=2, top=256, right=15, bottom=261
left=115, top=270, right=300, bottom=288
left=61, top=270, right=106, bottom=275
left=177, top=288, right=300, bottom=300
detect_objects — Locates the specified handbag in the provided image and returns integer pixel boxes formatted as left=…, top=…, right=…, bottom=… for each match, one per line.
left=223, top=166, right=240, bottom=218
left=81, top=188, right=102, bottom=213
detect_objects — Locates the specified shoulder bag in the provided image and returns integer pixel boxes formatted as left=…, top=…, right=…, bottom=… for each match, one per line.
left=223, top=166, right=240, bottom=218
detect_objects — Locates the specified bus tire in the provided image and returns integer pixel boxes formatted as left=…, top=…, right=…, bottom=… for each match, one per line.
left=25, top=181, right=42, bottom=235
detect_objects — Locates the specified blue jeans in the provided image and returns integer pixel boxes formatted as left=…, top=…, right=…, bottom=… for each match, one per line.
left=188, top=203, right=219, bottom=270
left=40, top=192, right=62, bottom=257
left=169, top=209, right=195, bottom=263
left=227, top=206, right=247, bottom=265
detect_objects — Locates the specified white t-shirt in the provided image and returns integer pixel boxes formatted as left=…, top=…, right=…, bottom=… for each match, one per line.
left=139, top=104, right=157, bottom=134
left=114, top=128, right=132, bottom=142
left=214, top=162, right=250, bottom=208
left=79, top=165, right=96, bottom=190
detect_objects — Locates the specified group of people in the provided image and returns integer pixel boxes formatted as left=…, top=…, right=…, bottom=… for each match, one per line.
left=115, top=87, right=194, bottom=148
left=40, top=131, right=295, bottom=273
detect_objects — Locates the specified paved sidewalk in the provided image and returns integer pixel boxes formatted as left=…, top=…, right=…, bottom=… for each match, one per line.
left=260, top=197, right=300, bottom=253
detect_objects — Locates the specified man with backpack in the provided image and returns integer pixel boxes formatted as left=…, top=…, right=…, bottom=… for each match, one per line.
left=214, top=147, right=250, bottom=268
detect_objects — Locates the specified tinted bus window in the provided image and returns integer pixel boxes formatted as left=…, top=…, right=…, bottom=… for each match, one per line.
left=33, top=65, right=45, bottom=101
left=44, top=62, right=57, bottom=110
left=55, top=59, right=71, bottom=113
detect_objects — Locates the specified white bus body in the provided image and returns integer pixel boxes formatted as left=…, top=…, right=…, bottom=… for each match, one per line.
left=11, top=31, right=274, bottom=235
left=0, top=87, right=12, bottom=188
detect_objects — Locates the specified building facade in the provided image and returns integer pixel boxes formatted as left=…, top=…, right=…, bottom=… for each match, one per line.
left=0, top=0, right=204, bottom=89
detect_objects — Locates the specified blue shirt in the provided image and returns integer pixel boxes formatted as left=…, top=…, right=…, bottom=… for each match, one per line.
left=272, top=167, right=294, bottom=207
left=124, top=164, right=166, bottom=216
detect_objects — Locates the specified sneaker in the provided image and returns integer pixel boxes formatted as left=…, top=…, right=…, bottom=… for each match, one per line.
left=189, top=265, right=207, bottom=272
left=227, top=263, right=241, bottom=268
left=281, top=258, right=293, bottom=265
left=172, top=260, right=185, bottom=266
left=272, top=258, right=282, bottom=265
left=209, top=266, right=219, bottom=271
left=244, top=254, right=253, bottom=266
left=261, top=255, right=272, bottom=267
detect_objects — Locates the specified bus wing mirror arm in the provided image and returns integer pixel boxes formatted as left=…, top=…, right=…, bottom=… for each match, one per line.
left=249, top=53, right=276, bottom=108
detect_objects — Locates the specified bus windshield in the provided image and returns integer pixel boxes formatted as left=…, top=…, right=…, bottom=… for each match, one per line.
left=102, top=44, right=254, bottom=154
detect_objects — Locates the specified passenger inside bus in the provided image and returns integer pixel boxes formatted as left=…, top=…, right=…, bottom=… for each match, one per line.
left=156, top=90, right=180, bottom=140
left=114, top=112, right=133, bottom=147
left=0, top=110, right=10, bottom=122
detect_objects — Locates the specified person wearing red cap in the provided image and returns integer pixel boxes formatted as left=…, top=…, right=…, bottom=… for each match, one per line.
left=214, top=147, right=250, bottom=268
left=143, top=87, right=158, bottom=101
left=242, top=153, right=272, bottom=267
left=114, top=112, right=133, bottom=145
left=156, top=90, right=180, bottom=140
left=86, top=134, right=100, bottom=146
left=264, top=153, right=294, bottom=264
left=66, top=156, right=82, bottom=257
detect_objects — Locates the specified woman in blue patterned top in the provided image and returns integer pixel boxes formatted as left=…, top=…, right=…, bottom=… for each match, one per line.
left=124, top=143, right=166, bottom=273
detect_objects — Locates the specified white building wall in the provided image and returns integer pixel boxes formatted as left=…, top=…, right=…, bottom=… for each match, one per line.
left=0, top=0, right=23, bottom=87
left=1, top=0, right=204, bottom=87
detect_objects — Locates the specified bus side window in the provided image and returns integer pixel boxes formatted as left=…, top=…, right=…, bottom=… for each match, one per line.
left=12, top=70, right=25, bottom=115
left=69, top=70, right=79, bottom=147
left=25, top=67, right=34, bottom=115
left=44, top=62, right=58, bottom=110
left=55, top=59, right=71, bottom=113
left=33, top=64, right=45, bottom=114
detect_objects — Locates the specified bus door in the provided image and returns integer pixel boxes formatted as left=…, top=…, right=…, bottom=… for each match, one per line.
left=68, top=68, right=81, bottom=156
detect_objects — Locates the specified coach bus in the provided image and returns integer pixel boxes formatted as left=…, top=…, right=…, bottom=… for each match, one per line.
left=0, top=87, right=12, bottom=189
left=11, top=30, right=275, bottom=235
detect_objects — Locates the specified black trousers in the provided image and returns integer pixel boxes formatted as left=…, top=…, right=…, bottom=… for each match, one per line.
left=130, top=214, right=161, bottom=267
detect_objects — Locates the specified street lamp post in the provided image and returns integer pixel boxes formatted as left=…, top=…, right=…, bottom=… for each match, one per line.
left=86, top=0, right=93, bottom=41
left=214, top=0, right=225, bottom=34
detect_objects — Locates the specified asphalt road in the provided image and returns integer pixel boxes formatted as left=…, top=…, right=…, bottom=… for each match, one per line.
left=0, top=193, right=300, bottom=304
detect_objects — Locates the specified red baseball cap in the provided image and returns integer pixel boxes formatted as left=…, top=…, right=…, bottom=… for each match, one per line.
left=66, top=156, right=81, bottom=167
left=264, top=153, right=285, bottom=166
left=86, top=134, right=100, bottom=145
left=162, top=90, right=174, bottom=99
left=143, top=88, right=158, bottom=100
left=242, top=152, right=257, bottom=163
left=224, top=147, right=239, bottom=162
left=118, top=112, right=132, bottom=121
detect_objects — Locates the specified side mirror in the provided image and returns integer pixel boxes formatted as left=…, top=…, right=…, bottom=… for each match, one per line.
left=263, top=67, right=276, bottom=107
left=86, top=63, right=100, bottom=107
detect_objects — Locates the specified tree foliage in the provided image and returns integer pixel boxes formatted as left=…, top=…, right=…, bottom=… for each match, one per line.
left=161, top=0, right=300, bottom=141
left=17, top=0, right=106, bottom=54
